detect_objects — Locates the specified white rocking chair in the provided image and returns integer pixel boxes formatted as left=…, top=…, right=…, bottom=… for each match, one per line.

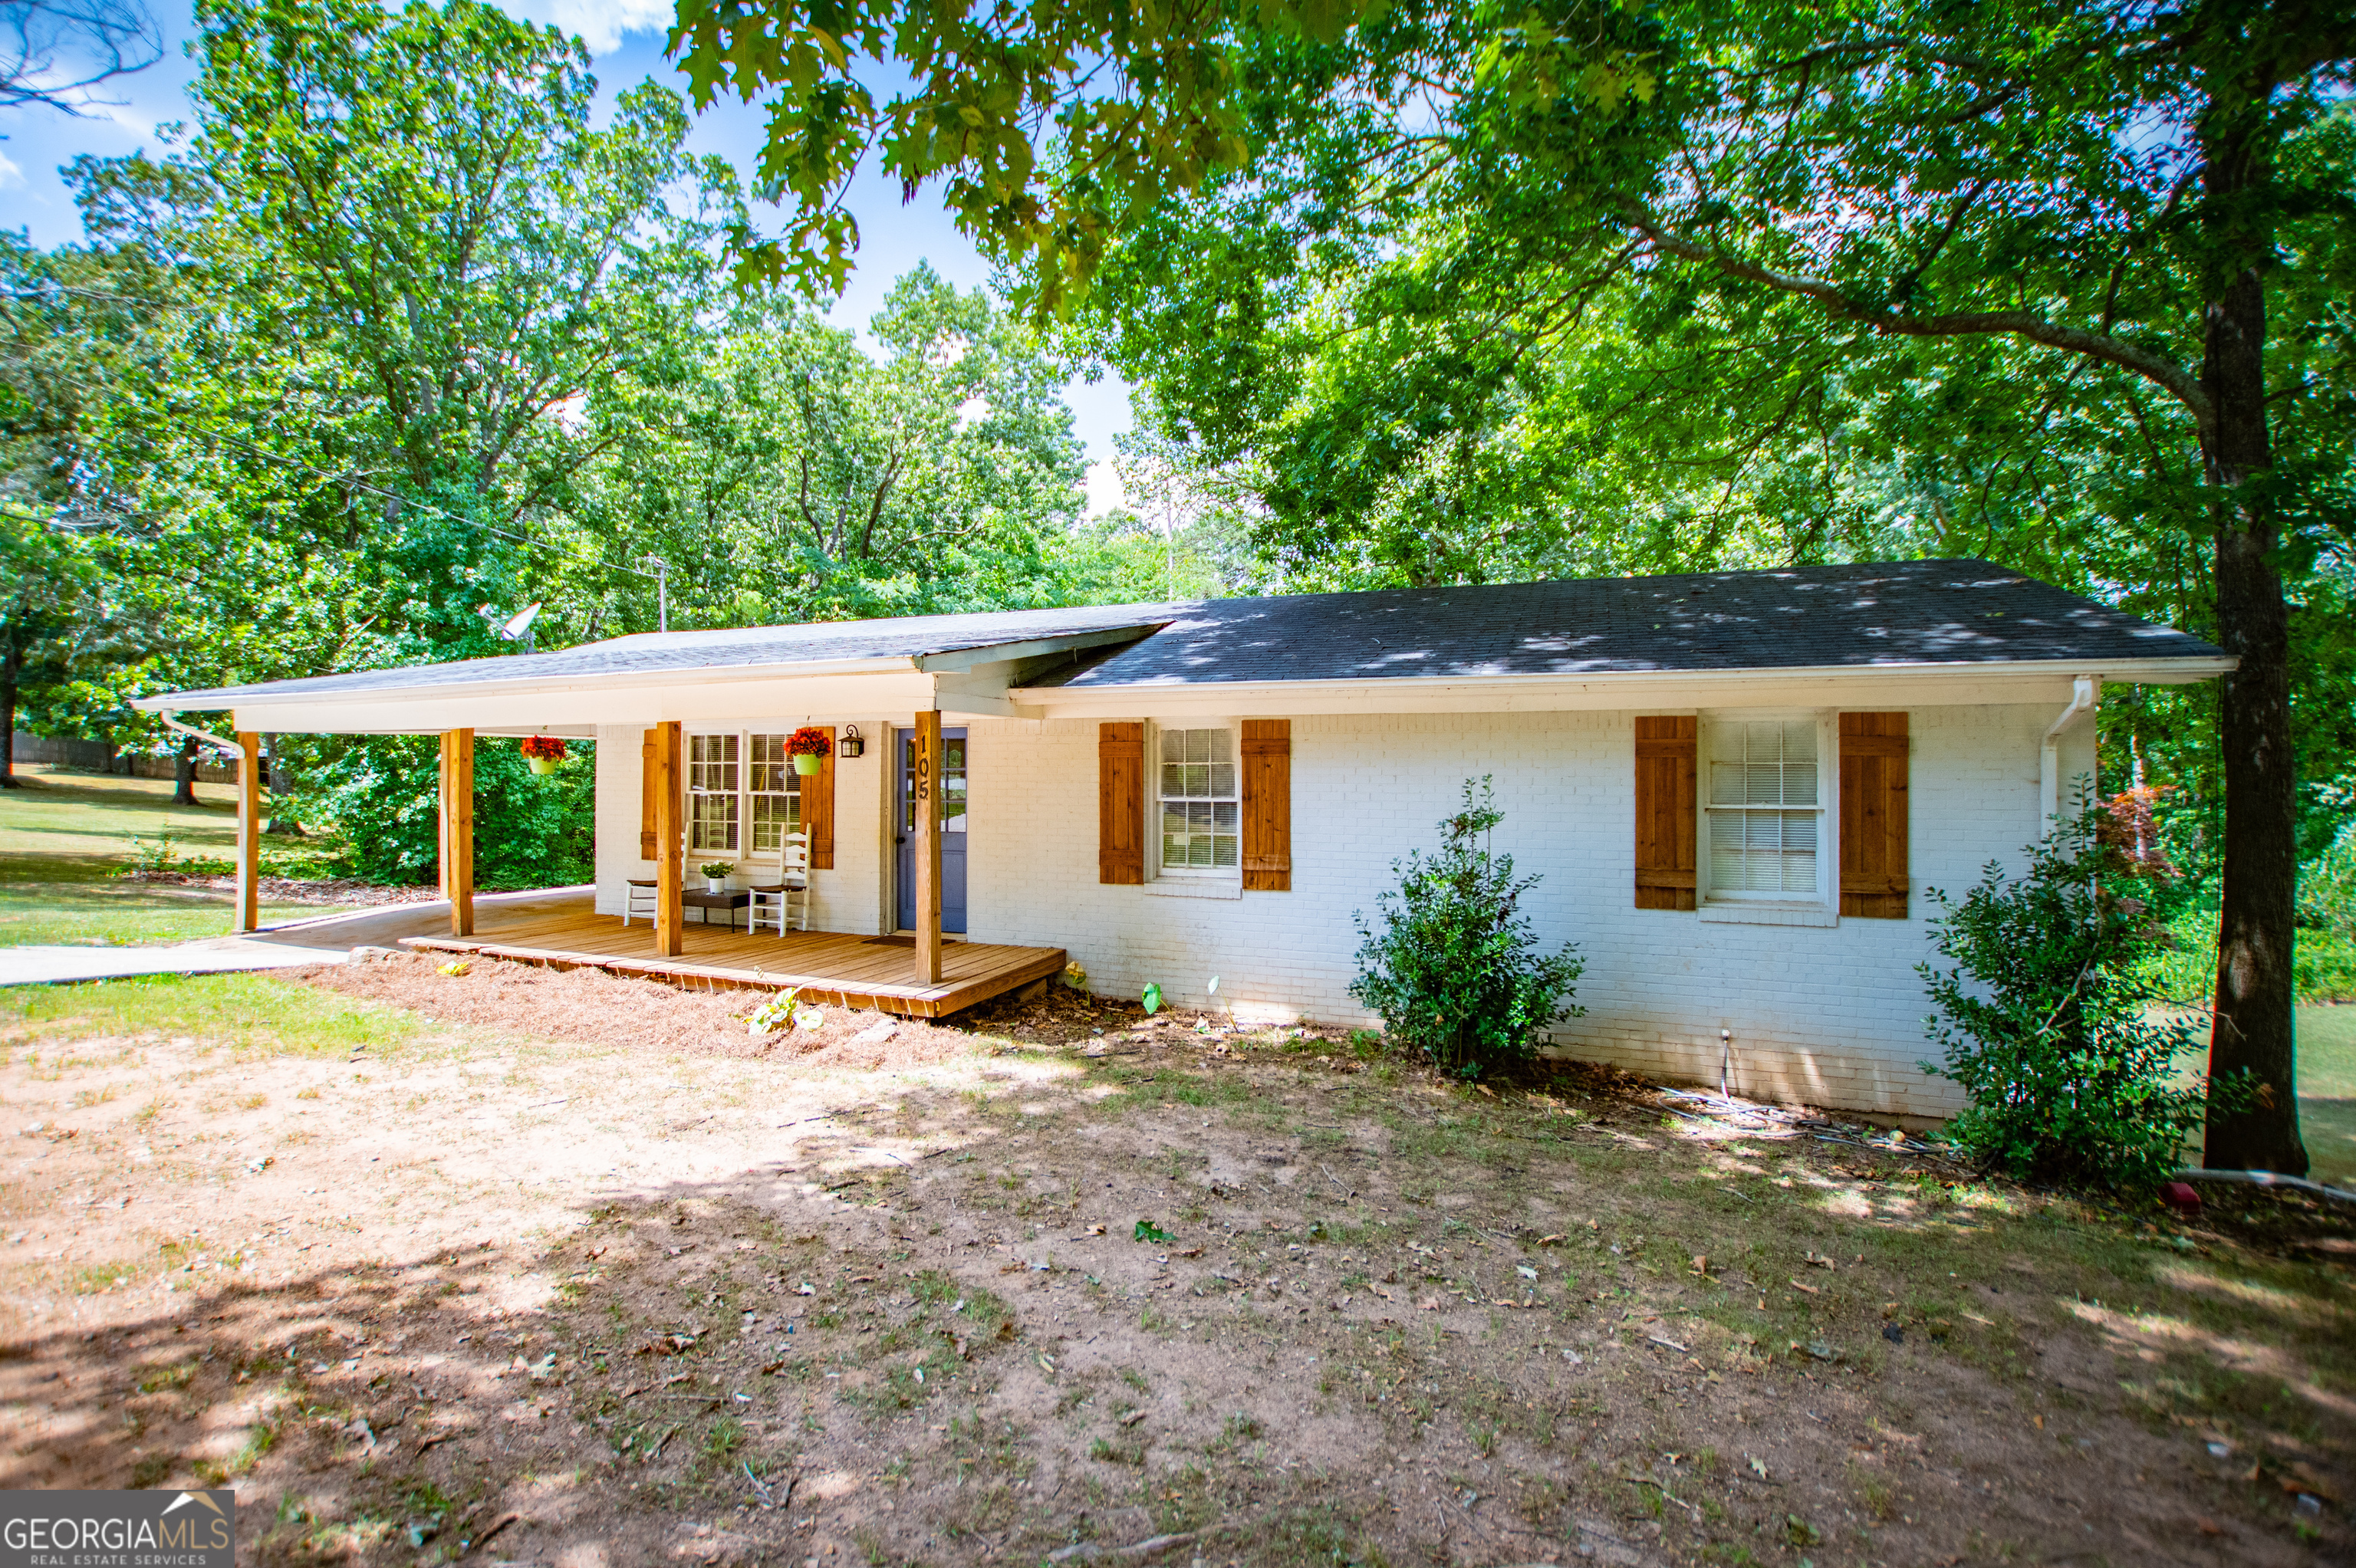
left=749, top=833, right=810, bottom=935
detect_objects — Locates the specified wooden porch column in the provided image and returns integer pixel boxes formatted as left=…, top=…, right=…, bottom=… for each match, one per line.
left=652, top=720, right=685, bottom=957
left=235, top=730, right=261, bottom=933
left=439, top=729, right=475, bottom=937
left=912, top=709, right=943, bottom=984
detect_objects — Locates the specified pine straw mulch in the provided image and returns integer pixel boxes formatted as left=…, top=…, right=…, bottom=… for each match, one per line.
left=301, top=949, right=1017, bottom=1071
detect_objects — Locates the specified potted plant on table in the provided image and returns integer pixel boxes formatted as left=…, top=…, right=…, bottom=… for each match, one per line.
left=519, top=735, right=567, bottom=775
left=699, top=862, right=732, bottom=895
left=787, top=726, right=831, bottom=775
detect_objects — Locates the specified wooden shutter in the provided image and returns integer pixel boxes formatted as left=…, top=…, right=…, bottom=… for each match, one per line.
left=639, top=728, right=658, bottom=860
left=1241, top=719, right=1292, bottom=891
left=1634, top=716, right=1697, bottom=910
left=1840, top=712, right=1910, bottom=918
left=1098, top=722, right=1145, bottom=885
left=803, top=725, right=837, bottom=869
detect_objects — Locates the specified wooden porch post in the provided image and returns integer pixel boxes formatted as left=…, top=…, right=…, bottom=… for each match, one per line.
left=653, top=720, right=685, bottom=957
left=235, top=730, right=261, bottom=933
left=439, top=729, right=475, bottom=937
left=912, top=709, right=943, bottom=984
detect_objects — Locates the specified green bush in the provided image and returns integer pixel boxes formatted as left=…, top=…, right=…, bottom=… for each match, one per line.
left=295, top=735, right=595, bottom=889
left=2137, top=879, right=2356, bottom=1005
left=1919, top=797, right=2235, bottom=1190
left=1349, top=777, right=1583, bottom=1078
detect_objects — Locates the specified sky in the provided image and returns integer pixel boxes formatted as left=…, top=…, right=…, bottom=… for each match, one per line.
left=0, top=0, right=1135, bottom=511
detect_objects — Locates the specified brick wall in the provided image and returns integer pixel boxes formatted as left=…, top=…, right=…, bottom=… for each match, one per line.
left=964, top=704, right=2094, bottom=1119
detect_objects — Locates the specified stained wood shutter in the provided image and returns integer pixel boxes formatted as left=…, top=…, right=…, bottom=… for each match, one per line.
left=640, top=728, right=658, bottom=860
left=1633, top=716, right=1697, bottom=910
left=1098, top=722, right=1145, bottom=885
left=1839, top=712, right=1910, bottom=918
left=1241, top=719, right=1292, bottom=891
left=806, top=725, right=837, bottom=869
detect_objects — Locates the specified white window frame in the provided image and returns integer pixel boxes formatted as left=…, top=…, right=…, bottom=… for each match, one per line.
left=683, top=728, right=810, bottom=866
left=1695, top=709, right=1840, bottom=927
left=1148, top=719, right=1245, bottom=896
left=686, top=731, right=742, bottom=859
left=745, top=731, right=804, bottom=857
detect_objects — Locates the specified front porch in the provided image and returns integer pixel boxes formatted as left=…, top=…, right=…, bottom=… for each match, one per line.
left=397, top=892, right=1065, bottom=1017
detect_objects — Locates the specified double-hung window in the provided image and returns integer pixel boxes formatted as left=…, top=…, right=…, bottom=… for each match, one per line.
left=746, top=733, right=801, bottom=853
left=1703, top=718, right=1825, bottom=902
left=1157, top=726, right=1239, bottom=876
left=687, top=734, right=741, bottom=856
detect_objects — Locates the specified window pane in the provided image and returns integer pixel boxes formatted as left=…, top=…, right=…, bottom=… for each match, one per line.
left=1709, top=807, right=1817, bottom=893
left=1155, top=728, right=1240, bottom=872
left=690, top=793, right=739, bottom=853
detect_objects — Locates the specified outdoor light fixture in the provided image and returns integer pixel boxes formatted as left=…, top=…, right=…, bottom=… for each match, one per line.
left=837, top=724, right=865, bottom=759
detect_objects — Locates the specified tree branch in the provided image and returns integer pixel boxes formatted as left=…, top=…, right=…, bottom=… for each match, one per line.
left=1627, top=212, right=2216, bottom=431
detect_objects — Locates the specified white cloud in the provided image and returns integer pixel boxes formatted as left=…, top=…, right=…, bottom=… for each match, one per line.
left=499, top=0, right=675, bottom=54
left=1082, top=460, right=1127, bottom=518
left=0, top=151, right=23, bottom=190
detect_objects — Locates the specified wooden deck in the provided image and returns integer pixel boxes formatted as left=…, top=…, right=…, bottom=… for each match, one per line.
left=400, top=904, right=1066, bottom=1017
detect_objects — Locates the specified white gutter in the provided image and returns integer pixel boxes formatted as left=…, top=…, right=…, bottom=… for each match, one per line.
left=2038, top=675, right=2101, bottom=833
left=156, top=710, right=240, bottom=753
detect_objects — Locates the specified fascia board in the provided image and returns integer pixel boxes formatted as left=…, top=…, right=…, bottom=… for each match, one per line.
left=138, top=654, right=926, bottom=712
left=1009, top=657, right=2236, bottom=718
left=227, top=669, right=951, bottom=735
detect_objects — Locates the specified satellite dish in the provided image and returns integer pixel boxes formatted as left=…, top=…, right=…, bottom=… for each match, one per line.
left=475, top=601, right=544, bottom=653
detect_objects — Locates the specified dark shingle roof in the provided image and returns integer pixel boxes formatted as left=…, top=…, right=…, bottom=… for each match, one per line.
left=1035, top=560, right=2223, bottom=689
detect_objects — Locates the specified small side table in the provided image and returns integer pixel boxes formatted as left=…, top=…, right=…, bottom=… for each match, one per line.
left=680, top=889, right=752, bottom=932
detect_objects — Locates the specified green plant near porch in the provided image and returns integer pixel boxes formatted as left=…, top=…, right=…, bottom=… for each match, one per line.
left=1919, top=791, right=2248, bottom=1192
left=1350, top=777, right=1583, bottom=1079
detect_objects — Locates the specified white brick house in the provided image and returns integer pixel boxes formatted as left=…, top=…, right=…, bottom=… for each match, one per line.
left=140, top=560, right=2230, bottom=1117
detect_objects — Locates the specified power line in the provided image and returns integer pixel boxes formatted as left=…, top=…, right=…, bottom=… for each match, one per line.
left=174, top=419, right=666, bottom=586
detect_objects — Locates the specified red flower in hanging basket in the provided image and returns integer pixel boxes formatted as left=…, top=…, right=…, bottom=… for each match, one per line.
left=785, top=726, right=831, bottom=759
left=518, top=735, right=568, bottom=761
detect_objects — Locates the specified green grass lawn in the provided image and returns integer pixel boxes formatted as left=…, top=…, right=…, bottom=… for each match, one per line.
left=2299, top=1002, right=2356, bottom=1189
left=0, top=766, right=376, bottom=945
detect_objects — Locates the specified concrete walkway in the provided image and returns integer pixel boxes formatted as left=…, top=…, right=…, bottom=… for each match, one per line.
left=0, top=886, right=594, bottom=986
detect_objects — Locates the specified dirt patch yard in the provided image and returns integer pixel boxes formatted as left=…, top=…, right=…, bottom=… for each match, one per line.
left=2, top=955, right=2351, bottom=1566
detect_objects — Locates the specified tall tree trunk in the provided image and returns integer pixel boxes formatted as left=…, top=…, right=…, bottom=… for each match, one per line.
left=2198, top=79, right=2306, bottom=1175
left=172, top=734, right=200, bottom=806
left=263, top=735, right=304, bottom=837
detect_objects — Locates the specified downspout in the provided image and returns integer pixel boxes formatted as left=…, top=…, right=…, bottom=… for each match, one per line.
left=2038, top=675, right=2101, bottom=834
left=158, top=710, right=239, bottom=754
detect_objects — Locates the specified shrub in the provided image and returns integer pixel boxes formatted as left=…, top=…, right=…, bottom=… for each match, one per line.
left=1349, top=777, right=1583, bottom=1078
left=1919, top=793, right=2238, bottom=1190
left=294, top=734, right=596, bottom=889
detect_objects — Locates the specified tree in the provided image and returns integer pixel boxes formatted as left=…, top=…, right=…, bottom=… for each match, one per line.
left=572, top=265, right=1090, bottom=625
left=670, top=0, right=2354, bottom=1175
left=2, top=0, right=162, bottom=116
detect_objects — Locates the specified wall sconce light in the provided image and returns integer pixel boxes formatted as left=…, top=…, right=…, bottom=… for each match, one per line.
left=837, top=724, right=865, bottom=759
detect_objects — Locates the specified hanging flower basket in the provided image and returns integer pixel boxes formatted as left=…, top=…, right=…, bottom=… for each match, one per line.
left=519, top=735, right=567, bottom=775
left=787, top=725, right=831, bottom=776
